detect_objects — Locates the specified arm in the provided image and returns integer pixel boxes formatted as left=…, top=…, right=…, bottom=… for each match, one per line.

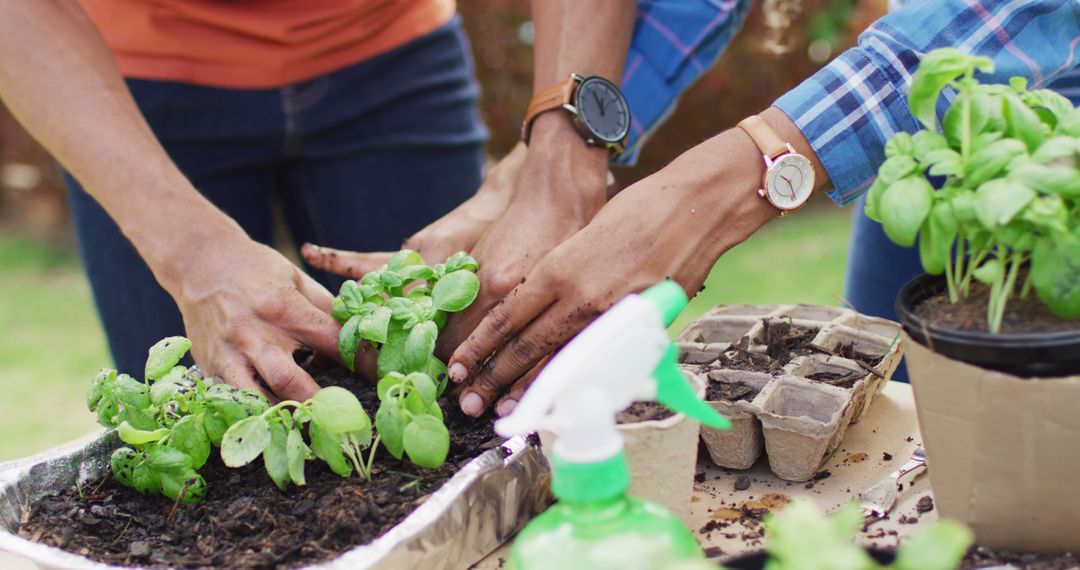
left=0, top=1, right=340, bottom=400
left=446, top=0, right=1080, bottom=416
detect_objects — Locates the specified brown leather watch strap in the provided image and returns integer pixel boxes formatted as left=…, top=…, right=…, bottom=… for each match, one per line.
left=737, top=115, right=788, bottom=159
left=521, top=76, right=577, bottom=142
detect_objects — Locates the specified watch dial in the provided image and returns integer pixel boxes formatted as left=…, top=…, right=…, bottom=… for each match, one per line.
left=576, top=77, right=630, bottom=143
left=765, top=154, right=815, bottom=209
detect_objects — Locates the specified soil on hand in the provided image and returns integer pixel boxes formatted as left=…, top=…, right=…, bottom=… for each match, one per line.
left=617, top=401, right=674, bottom=423
left=760, top=319, right=818, bottom=363
left=705, top=373, right=760, bottom=403
left=18, top=366, right=500, bottom=569
left=916, top=280, right=1080, bottom=334
left=961, top=546, right=1080, bottom=570
left=806, top=370, right=860, bottom=389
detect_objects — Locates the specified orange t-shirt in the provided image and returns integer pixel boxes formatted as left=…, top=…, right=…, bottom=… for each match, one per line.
left=77, top=0, right=456, bottom=89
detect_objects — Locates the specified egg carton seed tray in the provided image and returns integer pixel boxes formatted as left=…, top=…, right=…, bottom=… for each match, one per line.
left=676, top=304, right=903, bottom=482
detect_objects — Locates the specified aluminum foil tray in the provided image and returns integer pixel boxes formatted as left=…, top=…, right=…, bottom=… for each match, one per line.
left=0, top=430, right=551, bottom=569
left=676, top=304, right=903, bottom=482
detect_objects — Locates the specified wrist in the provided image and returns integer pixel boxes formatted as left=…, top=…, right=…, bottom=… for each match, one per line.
left=527, top=111, right=610, bottom=167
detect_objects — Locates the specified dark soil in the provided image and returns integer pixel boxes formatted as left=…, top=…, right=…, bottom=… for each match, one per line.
left=915, top=495, right=934, bottom=514
left=759, top=319, right=819, bottom=363
left=616, top=401, right=674, bottom=423
left=806, top=370, right=860, bottom=389
left=836, top=342, right=885, bottom=368
left=18, top=366, right=501, bottom=569
left=916, top=280, right=1080, bottom=334
left=961, top=546, right=1080, bottom=570
left=705, top=374, right=760, bottom=403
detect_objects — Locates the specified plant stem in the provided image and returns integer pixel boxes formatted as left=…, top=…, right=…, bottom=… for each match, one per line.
left=954, top=237, right=966, bottom=298
left=991, top=253, right=1023, bottom=333
left=1020, top=266, right=1034, bottom=299
left=945, top=250, right=958, bottom=303
left=364, top=434, right=382, bottom=480
left=961, top=244, right=991, bottom=296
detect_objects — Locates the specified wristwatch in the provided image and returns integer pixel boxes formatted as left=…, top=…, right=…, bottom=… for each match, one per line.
left=736, top=115, right=815, bottom=214
left=521, top=73, right=630, bottom=156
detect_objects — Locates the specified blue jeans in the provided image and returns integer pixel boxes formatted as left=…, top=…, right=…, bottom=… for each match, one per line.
left=843, top=196, right=925, bottom=381
left=67, top=16, right=488, bottom=376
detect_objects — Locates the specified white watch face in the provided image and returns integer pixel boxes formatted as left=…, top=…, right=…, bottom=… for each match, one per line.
left=764, top=154, right=814, bottom=210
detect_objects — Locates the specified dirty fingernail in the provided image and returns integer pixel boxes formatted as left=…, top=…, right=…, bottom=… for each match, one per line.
left=461, top=392, right=484, bottom=417
left=496, top=399, right=517, bottom=418
left=449, top=363, right=468, bottom=383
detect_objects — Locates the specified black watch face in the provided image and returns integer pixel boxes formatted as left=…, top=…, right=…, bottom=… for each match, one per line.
left=575, top=76, right=630, bottom=143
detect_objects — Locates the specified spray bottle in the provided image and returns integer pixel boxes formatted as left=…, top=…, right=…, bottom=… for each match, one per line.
left=495, top=280, right=731, bottom=570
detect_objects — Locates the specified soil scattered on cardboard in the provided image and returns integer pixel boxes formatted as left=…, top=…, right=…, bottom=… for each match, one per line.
left=961, top=546, right=1080, bottom=569
left=916, top=279, right=1079, bottom=334
left=18, top=366, right=500, bottom=569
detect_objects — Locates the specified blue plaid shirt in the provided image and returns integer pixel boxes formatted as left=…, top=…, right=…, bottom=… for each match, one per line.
left=623, top=0, right=1080, bottom=206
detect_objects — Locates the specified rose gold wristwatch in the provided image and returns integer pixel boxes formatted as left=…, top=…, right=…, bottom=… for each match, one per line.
left=737, top=115, right=815, bottom=215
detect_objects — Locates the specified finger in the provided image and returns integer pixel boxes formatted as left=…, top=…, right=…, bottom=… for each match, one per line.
left=250, top=344, right=321, bottom=402
left=264, top=290, right=342, bottom=364
left=355, top=340, right=379, bottom=381
left=494, top=356, right=549, bottom=418
left=458, top=301, right=582, bottom=417
left=296, top=270, right=334, bottom=313
left=447, top=280, right=557, bottom=385
left=211, top=352, right=274, bottom=400
left=300, top=243, right=392, bottom=278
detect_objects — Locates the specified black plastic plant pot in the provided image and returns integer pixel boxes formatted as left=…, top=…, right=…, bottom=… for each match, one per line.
left=721, top=548, right=895, bottom=569
left=896, top=273, right=1080, bottom=377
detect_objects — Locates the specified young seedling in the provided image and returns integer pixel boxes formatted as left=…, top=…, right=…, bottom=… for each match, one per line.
left=333, top=250, right=480, bottom=469
left=866, top=48, right=1080, bottom=332
left=88, top=337, right=270, bottom=505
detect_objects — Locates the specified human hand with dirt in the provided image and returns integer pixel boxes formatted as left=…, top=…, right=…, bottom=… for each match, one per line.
left=448, top=108, right=827, bottom=417
left=301, top=142, right=527, bottom=278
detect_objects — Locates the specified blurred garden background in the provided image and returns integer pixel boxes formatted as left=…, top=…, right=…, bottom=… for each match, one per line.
left=0, top=0, right=887, bottom=461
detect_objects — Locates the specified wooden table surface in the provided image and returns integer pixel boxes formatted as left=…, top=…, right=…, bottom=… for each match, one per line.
left=474, top=380, right=936, bottom=568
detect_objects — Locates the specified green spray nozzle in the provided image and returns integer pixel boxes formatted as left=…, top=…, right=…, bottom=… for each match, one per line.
left=639, top=280, right=687, bottom=326
left=654, top=345, right=731, bottom=430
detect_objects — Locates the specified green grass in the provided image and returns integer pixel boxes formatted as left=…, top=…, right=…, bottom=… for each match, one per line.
left=0, top=207, right=852, bottom=462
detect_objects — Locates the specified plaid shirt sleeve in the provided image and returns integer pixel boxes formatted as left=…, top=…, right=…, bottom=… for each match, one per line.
left=614, top=0, right=752, bottom=166
left=773, top=0, right=1080, bottom=206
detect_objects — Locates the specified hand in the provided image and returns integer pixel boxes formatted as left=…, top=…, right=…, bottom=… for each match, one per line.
left=301, top=142, right=527, bottom=277
left=440, top=113, right=610, bottom=391
left=169, top=236, right=342, bottom=402
left=447, top=126, right=781, bottom=417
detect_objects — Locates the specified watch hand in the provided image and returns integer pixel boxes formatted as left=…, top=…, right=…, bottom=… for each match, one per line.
left=592, top=91, right=606, bottom=117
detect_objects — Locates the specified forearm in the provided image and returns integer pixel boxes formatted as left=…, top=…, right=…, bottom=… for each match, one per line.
left=0, top=1, right=245, bottom=291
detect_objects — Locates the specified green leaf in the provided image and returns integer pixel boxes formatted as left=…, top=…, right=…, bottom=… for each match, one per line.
left=377, top=324, right=410, bottom=378
left=764, top=500, right=873, bottom=570
left=375, top=403, right=407, bottom=459
left=909, top=49, right=993, bottom=130
left=88, top=368, right=116, bottom=411
left=262, top=420, right=290, bottom=491
left=403, top=320, right=438, bottom=372
left=221, top=415, right=271, bottom=467
left=380, top=271, right=404, bottom=290
left=400, top=264, right=435, bottom=283
left=161, top=470, right=206, bottom=505
left=118, top=404, right=159, bottom=431
left=202, top=410, right=228, bottom=446
left=357, top=306, right=392, bottom=345
left=145, top=336, right=192, bottom=381
left=432, top=270, right=480, bottom=312
left=309, top=420, right=352, bottom=477
left=1003, top=93, right=1047, bottom=152
left=407, top=372, right=437, bottom=407
left=879, top=176, right=934, bottom=247
left=911, top=130, right=950, bottom=164
left=114, top=374, right=151, bottom=409
left=1009, top=164, right=1080, bottom=198
left=338, top=314, right=361, bottom=373
left=309, top=386, right=371, bottom=434
left=331, top=296, right=350, bottom=324
left=1031, top=236, right=1080, bottom=319
left=339, top=280, right=364, bottom=312
left=169, top=414, right=211, bottom=469
left=423, top=357, right=449, bottom=397
left=387, top=297, right=422, bottom=322
left=110, top=447, right=140, bottom=487
left=402, top=414, right=450, bottom=469
left=118, top=421, right=168, bottom=445
left=444, top=251, right=480, bottom=273
left=1032, top=136, right=1080, bottom=164
left=973, top=259, right=1003, bottom=285
left=895, top=520, right=974, bottom=570
left=926, top=149, right=962, bottom=177
left=146, top=444, right=192, bottom=474
left=1021, top=88, right=1074, bottom=125
left=919, top=201, right=957, bottom=276
left=884, top=132, right=915, bottom=158
left=131, top=461, right=161, bottom=495
left=966, top=138, right=1027, bottom=187
left=975, top=179, right=1035, bottom=228
left=405, top=389, right=429, bottom=415
left=94, top=397, right=120, bottom=429
left=149, top=368, right=187, bottom=406
left=878, top=155, right=920, bottom=185
left=406, top=285, right=433, bottom=300
left=388, top=249, right=425, bottom=271
left=428, top=401, right=444, bottom=423
left=377, top=372, right=407, bottom=400
left=286, top=428, right=307, bottom=486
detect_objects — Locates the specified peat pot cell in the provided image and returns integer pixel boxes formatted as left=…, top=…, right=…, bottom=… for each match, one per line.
left=709, top=304, right=781, bottom=318
left=787, top=357, right=866, bottom=390
left=677, top=342, right=729, bottom=366
left=816, top=326, right=891, bottom=369
left=769, top=304, right=853, bottom=324
left=850, top=314, right=902, bottom=340
left=752, top=318, right=822, bottom=363
left=761, top=379, right=848, bottom=425
left=704, top=369, right=772, bottom=404
left=679, top=317, right=759, bottom=345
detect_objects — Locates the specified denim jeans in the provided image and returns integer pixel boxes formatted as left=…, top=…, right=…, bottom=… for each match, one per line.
left=66, top=16, right=488, bottom=376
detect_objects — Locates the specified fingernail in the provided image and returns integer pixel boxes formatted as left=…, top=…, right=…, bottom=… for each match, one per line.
left=496, top=399, right=517, bottom=418
left=461, top=392, right=484, bottom=417
left=449, top=362, right=468, bottom=383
